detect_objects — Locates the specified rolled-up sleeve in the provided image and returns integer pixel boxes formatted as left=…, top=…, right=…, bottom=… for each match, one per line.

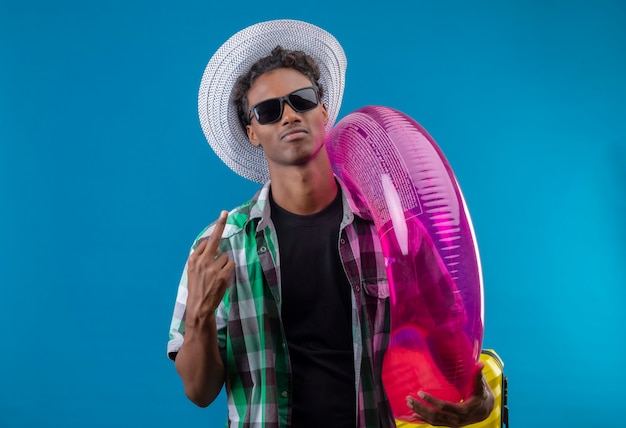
left=167, top=265, right=189, bottom=360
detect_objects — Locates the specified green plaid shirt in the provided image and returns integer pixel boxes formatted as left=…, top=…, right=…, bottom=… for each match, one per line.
left=168, top=181, right=395, bottom=428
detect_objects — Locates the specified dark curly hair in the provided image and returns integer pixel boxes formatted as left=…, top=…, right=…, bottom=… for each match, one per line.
left=232, top=46, right=324, bottom=129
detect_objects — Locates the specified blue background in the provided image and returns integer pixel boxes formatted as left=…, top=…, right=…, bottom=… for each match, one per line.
left=1, top=1, right=624, bottom=427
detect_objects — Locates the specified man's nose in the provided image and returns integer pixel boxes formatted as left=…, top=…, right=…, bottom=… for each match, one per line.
left=281, top=102, right=301, bottom=124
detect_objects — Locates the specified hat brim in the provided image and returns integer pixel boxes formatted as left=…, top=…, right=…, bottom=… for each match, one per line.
left=198, top=19, right=347, bottom=183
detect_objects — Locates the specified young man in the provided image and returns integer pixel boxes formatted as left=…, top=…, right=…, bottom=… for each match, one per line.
left=167, top=20, right=494, bottom=428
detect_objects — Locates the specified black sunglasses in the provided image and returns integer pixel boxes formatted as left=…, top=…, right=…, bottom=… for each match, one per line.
left=248, top=86, right=320, bottom=125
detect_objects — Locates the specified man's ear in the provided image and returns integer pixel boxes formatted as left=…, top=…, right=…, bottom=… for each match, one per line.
left=322, top=103, right=329, bottom=125
left=246, top=124, right=261, bottom=148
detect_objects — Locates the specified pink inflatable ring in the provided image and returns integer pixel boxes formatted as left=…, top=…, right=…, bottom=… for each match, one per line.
left=326, top=106, right=484, bottom=422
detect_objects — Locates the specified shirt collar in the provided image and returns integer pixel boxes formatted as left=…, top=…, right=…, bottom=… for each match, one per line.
left=245, top=175, right=372, bottom=232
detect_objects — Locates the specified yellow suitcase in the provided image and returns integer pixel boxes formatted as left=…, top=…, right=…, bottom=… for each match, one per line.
left=395, top=349, right=509, bottom=428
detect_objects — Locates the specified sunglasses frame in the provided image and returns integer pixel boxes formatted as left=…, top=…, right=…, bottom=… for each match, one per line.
left=248, top=86, right=320, bottom=125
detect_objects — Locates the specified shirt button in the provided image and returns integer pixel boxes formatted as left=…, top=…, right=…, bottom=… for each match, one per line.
left=340, top=238, right=346, bottom=245
left=281, top=391, right=288, bottom=398
left=259, top=246, right=267, bottom=253
left=355, top=285, right=361, bottom=292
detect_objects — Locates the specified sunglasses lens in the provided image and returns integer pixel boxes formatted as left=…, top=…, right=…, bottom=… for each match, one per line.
left=288, top=88, right=318, bottom=112
left=254, top=99, right=282, bottom=125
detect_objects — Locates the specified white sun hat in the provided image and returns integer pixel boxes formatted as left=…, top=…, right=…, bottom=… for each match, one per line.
left=198, top=19, right=347, bottom=183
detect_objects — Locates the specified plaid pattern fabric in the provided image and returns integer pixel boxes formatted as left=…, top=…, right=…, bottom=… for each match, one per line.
left=168, top=180, right=396, bottom=428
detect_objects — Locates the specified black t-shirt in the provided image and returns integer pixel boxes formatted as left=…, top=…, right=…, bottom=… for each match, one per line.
left=270, top=188, right=356, bottom=428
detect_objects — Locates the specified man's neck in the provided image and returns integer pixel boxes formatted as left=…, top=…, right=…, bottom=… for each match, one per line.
left=269, top=161, right=338, bottom=216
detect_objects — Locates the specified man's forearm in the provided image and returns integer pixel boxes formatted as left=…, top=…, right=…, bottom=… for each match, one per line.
left=175, top=315, right=226, bottom=407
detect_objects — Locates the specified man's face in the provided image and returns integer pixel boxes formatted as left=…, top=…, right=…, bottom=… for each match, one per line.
left=245, top=67, right=328, bottom=173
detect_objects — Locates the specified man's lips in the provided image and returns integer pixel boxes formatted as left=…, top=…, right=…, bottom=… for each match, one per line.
left=280, top=127, right=308, bottom=141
